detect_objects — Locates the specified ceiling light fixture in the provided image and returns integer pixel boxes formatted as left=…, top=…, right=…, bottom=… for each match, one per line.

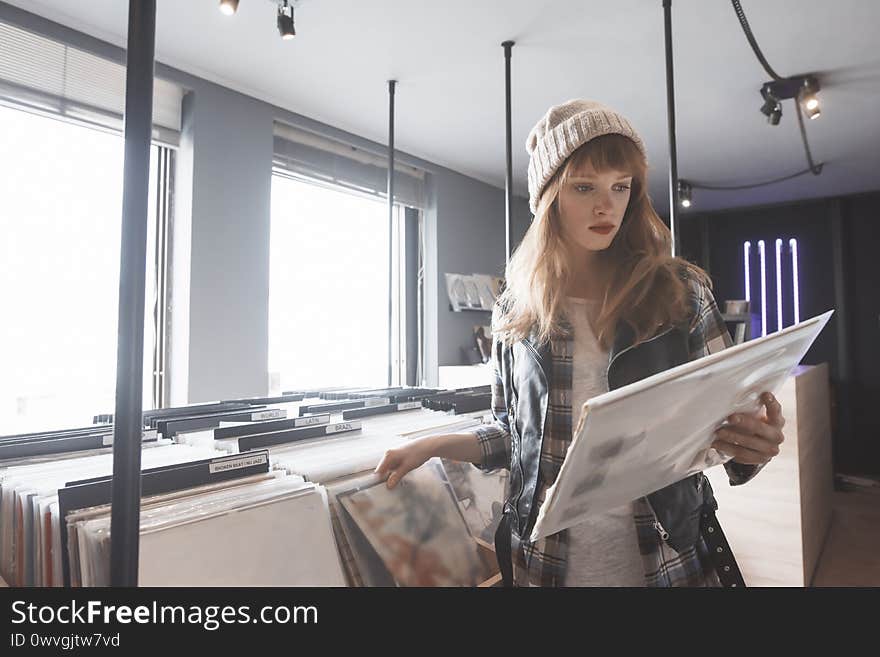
left=799, top=78, right=821, bottom=119
left=677, top=180, right=692, bottom=208
left=277, top=1, right=295, bottom=39
left=219, top=0, right=239, bottom=15
left=758, top=75, right=820, bottom=125
left=759, top=84, right=783, bottom=125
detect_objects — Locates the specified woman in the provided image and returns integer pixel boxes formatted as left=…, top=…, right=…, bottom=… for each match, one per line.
left=375, top=99, right=785, bottom=587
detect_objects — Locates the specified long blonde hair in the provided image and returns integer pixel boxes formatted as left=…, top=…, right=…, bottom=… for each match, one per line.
left=495, top=134, right=709, bottom=348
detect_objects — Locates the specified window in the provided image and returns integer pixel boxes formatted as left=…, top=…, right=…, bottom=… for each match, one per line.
left=0, top=104, right=172, bottom=434
left=268, top=174, right=413, bottom=391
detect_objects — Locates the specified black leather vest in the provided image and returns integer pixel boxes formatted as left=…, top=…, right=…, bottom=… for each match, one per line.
left=501, top=320, right=717, bottom=553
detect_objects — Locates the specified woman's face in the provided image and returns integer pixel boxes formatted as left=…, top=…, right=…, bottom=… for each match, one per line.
left=556, top=162, right=633, bottom=255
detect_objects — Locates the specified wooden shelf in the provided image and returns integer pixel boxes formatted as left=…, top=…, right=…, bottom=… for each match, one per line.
left=449, top=304, right=492, bottom=313
left=475, top=537, right=502, bottom=587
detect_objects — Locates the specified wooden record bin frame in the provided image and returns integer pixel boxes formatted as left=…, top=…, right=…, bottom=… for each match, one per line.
left=475, top=537, right=503, bottom=587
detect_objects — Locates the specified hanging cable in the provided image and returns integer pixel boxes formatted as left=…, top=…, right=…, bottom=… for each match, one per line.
left=730, top=0, right=783, bottom=81
left=686, top=167, right=817, bottom=191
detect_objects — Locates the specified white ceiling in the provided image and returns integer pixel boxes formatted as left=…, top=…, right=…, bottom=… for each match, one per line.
left=7, top=0, right=880, bottom=212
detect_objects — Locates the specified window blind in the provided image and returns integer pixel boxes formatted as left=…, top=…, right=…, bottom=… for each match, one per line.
left=0, top=20, right=183, bottom=145
left=273, top=121, right=426, bottom=209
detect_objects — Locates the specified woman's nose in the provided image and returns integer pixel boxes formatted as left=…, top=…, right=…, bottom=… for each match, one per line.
left=594, top=193, right=612, bottom=214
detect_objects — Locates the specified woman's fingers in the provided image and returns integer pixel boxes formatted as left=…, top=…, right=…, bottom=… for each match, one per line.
left=386, top=468, right=403, bottom=489
left=726, top=412, right=784, bottom=443
left=386, top=456, right=421, bottom=489
left=376, top=448, right=420, bottom=489
left=376, top=439, right=435, bottom=489
left=713, top=428, right=780, bottom=458
left=711, top=439, right=769, bottom=465
left=374, top=449, right=401, bottom=479
left=713, top=393, right=788, bottom=466
left=760, top=392, right=785, bottom=428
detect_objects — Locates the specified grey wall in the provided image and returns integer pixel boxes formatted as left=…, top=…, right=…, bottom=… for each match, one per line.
left=435, top=170, right=504, bottom=366
left=434, top=172, right=531, bottom=366
left=511, top=198, right=533, bottom=252
left=173, top=85, right=275, bottom=404
left=2, top=3, right=532, bottom=400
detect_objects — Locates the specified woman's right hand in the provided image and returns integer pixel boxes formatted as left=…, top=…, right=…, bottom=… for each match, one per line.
left=374, top=438, right=434, bottom=489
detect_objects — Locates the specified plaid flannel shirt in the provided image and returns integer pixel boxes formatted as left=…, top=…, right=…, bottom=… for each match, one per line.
left=472, top=276, right=764, bottom=587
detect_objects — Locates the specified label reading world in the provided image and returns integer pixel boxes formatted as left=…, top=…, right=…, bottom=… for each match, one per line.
left=252, top=409, right=286, bottom=421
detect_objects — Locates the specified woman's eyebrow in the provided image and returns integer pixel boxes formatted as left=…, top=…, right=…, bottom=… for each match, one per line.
left=568, top=174, right=633, bottom=181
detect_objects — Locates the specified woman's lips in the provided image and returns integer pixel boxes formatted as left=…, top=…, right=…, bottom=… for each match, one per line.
left=589, top=225, right=615, bottom=235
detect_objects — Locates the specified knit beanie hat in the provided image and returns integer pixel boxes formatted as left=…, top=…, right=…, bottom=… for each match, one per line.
left=526, top=99, right=647, bottom=213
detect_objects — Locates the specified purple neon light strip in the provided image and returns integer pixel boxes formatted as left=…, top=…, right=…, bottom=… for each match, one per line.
left=758, top=240, right=767, bottom=337
left=775, top=239, right=783, bottom=331
left=744, top=241, right=751, bottom=303
left=790, top=238, right=800, bottom=323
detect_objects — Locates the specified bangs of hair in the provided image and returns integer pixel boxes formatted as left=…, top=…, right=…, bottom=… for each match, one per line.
left=561, top=133, right=644, bottom=182
left=495, top=129, right=708, bottom=349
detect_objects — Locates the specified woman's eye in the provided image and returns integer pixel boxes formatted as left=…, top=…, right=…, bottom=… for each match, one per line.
left=574, top=183, right=630, bottom=193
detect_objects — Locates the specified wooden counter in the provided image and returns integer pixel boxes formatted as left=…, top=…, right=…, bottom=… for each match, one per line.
left=705, top=363, right=834, bottom=587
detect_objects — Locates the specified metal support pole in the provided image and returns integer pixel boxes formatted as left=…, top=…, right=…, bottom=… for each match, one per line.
left=829, top=199, right=853, bottom=463
left=387, top=79, right=396, bottom=387
left=662, top=0, right=680, bottom=257
left=502, top=40, right=515, bottom=264
left=110, top=0, right=156, bottom=587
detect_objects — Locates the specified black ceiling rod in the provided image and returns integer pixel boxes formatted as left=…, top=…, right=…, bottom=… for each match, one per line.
left=109, top=0, right=156, bottom=587
left=662, top=0, right=680, bottom=256
left=386, top=79, right=396, bottom=388
left=502, top=40, right=515, bottom=265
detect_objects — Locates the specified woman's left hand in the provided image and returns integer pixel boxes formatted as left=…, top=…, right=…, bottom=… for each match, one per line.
left=712, top=392, right=786, bottom=465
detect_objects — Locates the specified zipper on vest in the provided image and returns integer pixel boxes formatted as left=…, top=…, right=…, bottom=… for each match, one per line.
left=653, top=520, right=670, bottom=541
left=605, top=325, right=675, bottom=382
left=644, top=497, right=670, bottom=541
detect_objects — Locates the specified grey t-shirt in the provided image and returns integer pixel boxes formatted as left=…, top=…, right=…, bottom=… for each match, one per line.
left=561, top=297, right=645, bottom=587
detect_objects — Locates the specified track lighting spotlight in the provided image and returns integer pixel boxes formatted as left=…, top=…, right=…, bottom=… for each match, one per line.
left=759, top=75, right=821, bottom=125
left=799, top=77, right=821, bottom=120
left=677, top=180, right=692, bottom=208
left=218, top=0, right=239, bottom=15
left=277, top=1, right=296, bottom=39
left=224, top=1, right=304, bottom=39
left=760, top=84, right=783, bottom=125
